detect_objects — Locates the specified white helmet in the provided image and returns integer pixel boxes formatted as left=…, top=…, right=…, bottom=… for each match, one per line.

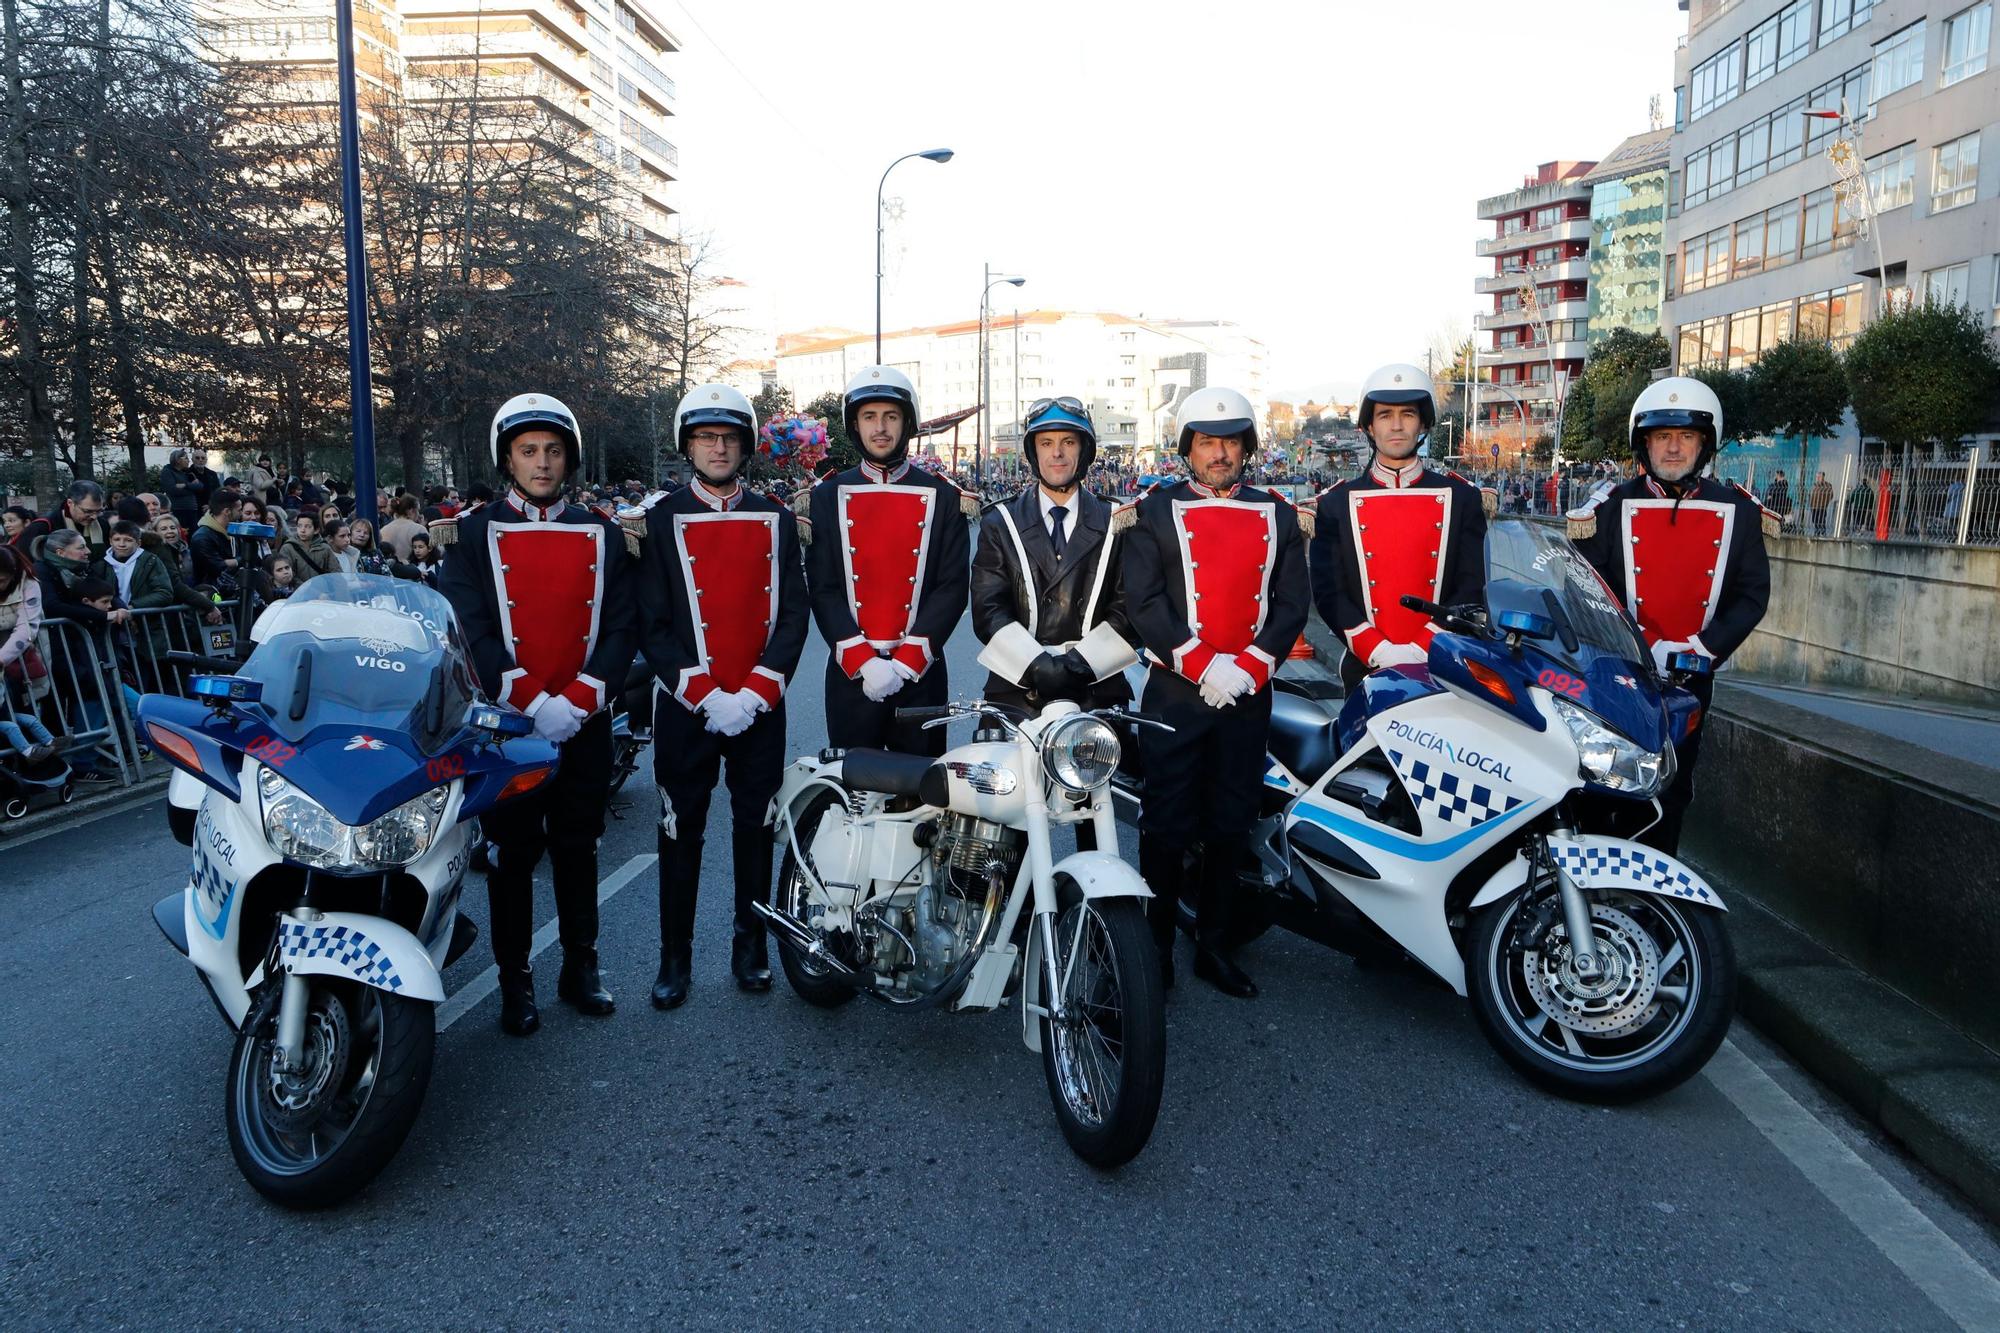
left=843, top=365, right=920, bottom=462
left=490, top=392, right=582, bottom=479
left=1357, top=363, right=1436, bottom=439
left=1174, top=386, right=1259, bottom=457
left=1628, top=375, right=1722, bottom=464
left=674, top=383, right=758, bottom=483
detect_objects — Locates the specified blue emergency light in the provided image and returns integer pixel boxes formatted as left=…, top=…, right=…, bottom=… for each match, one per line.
left=190, top=675, right=263, bottom=705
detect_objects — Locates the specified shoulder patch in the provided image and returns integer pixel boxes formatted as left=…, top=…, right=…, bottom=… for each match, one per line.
left=426, top=516, right=458, bottom=548
left=1110, top=501, right=1139, bottom=534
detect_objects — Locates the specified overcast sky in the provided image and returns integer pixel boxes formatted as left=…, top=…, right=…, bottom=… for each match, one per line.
left=661, top=0, right=1688, bottom=401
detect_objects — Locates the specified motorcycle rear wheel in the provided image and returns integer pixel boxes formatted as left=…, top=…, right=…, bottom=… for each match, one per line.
left=1467, top=887, right=1734, bottom=1103
left=225, top=977, right=435, bottom=1208
left=1040, top=885, right=1165, bottom=1169
left=773, top=790, right=857, bottom=1009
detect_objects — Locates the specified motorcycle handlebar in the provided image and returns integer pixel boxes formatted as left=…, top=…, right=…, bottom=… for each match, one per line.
left=892, top=705, right=953, bottom=722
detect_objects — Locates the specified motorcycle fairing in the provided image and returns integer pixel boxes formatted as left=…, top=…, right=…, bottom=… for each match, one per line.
left=277, top=911, right=447, bottom=1002
left=1334, top=668, right=1443, bottom=755
left=1466, top=834, right=1727, bottom=912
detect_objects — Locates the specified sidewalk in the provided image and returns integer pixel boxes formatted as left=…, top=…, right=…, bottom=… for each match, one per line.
left=1293, top=621, right=2000, bottom=1221
left=1725, top=678, right=2000, bottom=774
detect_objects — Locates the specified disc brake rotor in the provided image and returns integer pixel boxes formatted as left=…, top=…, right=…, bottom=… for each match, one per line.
left=262, top=991, right=353, bottom=1132
left=1523, top=901, right=1663, bottom=1035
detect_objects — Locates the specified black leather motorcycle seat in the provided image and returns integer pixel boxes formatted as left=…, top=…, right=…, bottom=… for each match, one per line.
left=1267, top=689, right=1340, bottom=786
left=840, top=748, right=937, bottom=799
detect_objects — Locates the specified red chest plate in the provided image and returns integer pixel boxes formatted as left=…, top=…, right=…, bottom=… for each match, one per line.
left=674, top=512, right=779, bottom=693
left=1350, top=488, right=1450, bottom=644
left=1622, top=500, right=1732, bottom=643
left=1176, top=500, right=1275, bottom=654
left=838, top=485, right=936, bottom=643
left=490, top=523, right=603, bottom=690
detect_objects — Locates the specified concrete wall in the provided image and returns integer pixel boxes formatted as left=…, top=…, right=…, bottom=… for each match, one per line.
left=1733, top=534, right=2000, bottom=706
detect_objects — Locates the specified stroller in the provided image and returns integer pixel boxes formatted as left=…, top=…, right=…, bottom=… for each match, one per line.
left=0, top=729, right=74, bottom=820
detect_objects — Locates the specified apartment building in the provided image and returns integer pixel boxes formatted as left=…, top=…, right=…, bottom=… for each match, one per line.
left=1473, top=161, right=1597, bottom=433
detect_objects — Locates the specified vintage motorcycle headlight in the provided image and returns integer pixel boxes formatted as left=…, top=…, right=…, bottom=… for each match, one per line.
left=1549, top=696, right=1668, bottom=798
left=1041, top=713, right=1122, bottom=792
left=258, top=764, right=449, bottom=870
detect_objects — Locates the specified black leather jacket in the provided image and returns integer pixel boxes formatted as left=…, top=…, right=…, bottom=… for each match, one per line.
left=970, top=486, right=1138, bottom=709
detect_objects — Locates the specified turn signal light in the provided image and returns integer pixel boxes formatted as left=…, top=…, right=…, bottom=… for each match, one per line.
left=1465, top=661, right=1517, bottom=705
left=147, top=724, right=203, bottom=775
left=497, top=768, right=552, bottom=802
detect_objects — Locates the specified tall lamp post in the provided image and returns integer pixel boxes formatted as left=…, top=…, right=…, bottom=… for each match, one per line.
left=978, top=265, right=1025, bottom=486
left=875, top=148, right=954, bottom=361
left=333, top=0, right=377, bottom=528
left=1804, top=104, right=1890, bottom=319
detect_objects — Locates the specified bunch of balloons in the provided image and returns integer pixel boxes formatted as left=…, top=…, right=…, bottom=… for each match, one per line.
left=758, top=414, right=830, bottom=474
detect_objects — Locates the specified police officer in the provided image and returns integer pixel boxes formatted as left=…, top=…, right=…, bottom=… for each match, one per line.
left=1124, top=388, right=1310, bottom=997
left=438, top=393, right=636, bottom=1035
left=1571, top=376, right=1772, bottom=854
left=805, top=366, right=973, bottom=757
left=1310, top=364, right=1489, bottom=689
left=636, top=384, right=810, bottom=1008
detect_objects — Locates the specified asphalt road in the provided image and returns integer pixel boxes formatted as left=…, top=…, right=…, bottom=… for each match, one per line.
left=5, top=623, right=1999, bottom=1329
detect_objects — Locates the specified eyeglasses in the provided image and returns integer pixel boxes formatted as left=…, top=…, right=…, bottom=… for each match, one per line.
left=1027, top=396, right=1090, bottom=421
left=687, top=430, right=740, bottom=446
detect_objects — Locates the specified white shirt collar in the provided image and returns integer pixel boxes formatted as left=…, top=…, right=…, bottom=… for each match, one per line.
left=1037, top=486, right=1079, bottom=535
left=1369, top=457, right=1425, bottom=489
left=691, top=478, right=743, bottom=512
left=504, top=490, right=567, bottom=522
left=858, top=457, right=911, bottom=485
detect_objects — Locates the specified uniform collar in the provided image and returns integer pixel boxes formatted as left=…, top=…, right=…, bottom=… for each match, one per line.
left=857, top=457, right=911, bottom=485
left=1185, top=477, right=1242, bottom=499
left=1642, top=474, right=1704, bottom=501
left=1369, top=457, right=1426, bottom=489
left=691, top=478, right=744, bottom=512
left=504, top=490, right=567, bottom=522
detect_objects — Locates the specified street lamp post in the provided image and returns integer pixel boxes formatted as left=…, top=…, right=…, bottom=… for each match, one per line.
left=875, top=148, right=954, bottom=362
left=1804, top=105, right=1890, bottom=318
left=977, top=264, right=1025, bottom=486
left=333, top=0, right=377, bottom=529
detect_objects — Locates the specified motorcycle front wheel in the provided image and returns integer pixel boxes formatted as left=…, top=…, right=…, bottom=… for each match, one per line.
left=1466, top=887, right=1734, bottom=1103
left=1040, top=884, right=1165, bottom=1169
left=225, top=977, right=435, bottom=1208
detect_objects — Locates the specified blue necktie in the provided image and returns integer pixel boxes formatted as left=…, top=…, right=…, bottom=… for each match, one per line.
left=1049, top=505, right=1068, bottom=559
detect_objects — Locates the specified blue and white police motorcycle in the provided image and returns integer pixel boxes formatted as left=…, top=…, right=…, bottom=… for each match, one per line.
left=1120, top=520, right=1735, bottom=1102
left=139, top=575, right=556, bottom=1206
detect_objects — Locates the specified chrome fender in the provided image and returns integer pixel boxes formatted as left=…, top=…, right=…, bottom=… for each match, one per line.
left=1467, top=835, right=1728, bottom=912
left=276, top=911, right=447, bottom=1003
left=1023, top=851, right=1155, bottom=1052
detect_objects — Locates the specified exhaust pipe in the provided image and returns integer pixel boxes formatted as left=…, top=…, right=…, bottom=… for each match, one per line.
left=751, top=900, right=861, bottom=979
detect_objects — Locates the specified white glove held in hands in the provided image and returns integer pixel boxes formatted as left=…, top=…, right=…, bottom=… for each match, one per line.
left=533, top=698, right=585, bottom=744
left=1198, top=656, right=1256, bottom=709
left=699, top=690, right=754, bottom=736
left=1368, top=641, right=1430, bottom=670
left=857, top=656, right=905, bottom=703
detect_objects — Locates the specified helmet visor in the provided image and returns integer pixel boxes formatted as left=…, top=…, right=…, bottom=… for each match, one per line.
left=679, top=406, right=754, bottom=441
left=847, top=384, right=915, bottom=411
left=1362, top=389, right=1435, bottom=426
left=1182, top=416, right=1254, bottom=441
left=496, top=407, right=578, bottom=449
left=1632, top=408, right=1714, bottom=437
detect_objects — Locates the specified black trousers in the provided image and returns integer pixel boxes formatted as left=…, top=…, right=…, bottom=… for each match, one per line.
left=654, top=693, right=788, bottom=953
left=486, top=709, right=613, bottom=972
left=1642, top=673, right=1714, bottom=856
left=823, top=658, right=949, bottom=757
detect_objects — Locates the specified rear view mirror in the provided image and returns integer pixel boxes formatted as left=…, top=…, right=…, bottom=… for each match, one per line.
left=1668, top=651, right=1713, bottom=676
left=470, top=704, right=533, bottom=738
left=1496, top=610, right=1556, bottom=640
left=190, top=674, right=263, bottom=707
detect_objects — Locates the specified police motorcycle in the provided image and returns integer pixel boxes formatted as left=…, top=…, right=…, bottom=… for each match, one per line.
left=139, top=575, right=558, bottom=1206
left=1117, top=519, right=1734, bottom=1102
left=760, top=699, right=1168, bottom=1168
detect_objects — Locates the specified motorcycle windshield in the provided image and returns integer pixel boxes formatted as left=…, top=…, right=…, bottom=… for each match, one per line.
left=239, top=574, right=479, bottom=756
left=1484, top=519, right=1666, bottom=750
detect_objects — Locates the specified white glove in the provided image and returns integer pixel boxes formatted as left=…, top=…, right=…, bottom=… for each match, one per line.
left=732, top=687, right=769, bottom=718
left=1198, top=656, right=1256, bottom=709
left=699, top=690, right=754, bottom=736
left=1368, top=641, right=1430, bottom=670
left=857, top=656, right=905, bottom=703
left=1651, top=639, right=1704, bottom=674
left=532, top=698, right=585, bottom=744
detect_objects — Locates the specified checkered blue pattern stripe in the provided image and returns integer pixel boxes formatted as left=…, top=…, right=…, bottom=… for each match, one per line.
left=1387, top=749, right=1524, bottom=828
left=1552, top=843, right=1714, bottom=903
left=279, top=921, right=405, bottom=992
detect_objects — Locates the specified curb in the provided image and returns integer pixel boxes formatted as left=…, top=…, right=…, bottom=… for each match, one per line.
left=1, top=770, right=170, bottom=844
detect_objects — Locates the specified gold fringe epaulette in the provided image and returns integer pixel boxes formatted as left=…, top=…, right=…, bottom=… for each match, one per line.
left=618, top=511, right=646, bottom=559
left=959, top=488, right=981, bottom=519
left=1566, top=511, right=1597, bottom=540
left=1111, top=501, right=1138, bottom=534
left=1482, top=488, right=1499, bottom=519
left=426, top=516, right=457, bottom=548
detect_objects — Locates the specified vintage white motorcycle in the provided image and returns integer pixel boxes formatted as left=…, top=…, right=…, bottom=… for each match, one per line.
left=759, top=699, right=1167, bottom=1167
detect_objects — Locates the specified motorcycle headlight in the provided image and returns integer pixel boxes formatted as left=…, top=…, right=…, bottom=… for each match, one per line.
left=258, top=763, right=449, bottom=870
left=1041, top=713, right=1121, bottom=792
left=1549, top=695, right=1668, bottom=798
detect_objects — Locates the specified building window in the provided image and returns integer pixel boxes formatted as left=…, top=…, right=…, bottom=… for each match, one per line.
left=1802, top=186, right=1837, bottom=258
left=1532, top=205, right=1562, bottom=228
left=1530, top=244, right=1560, bottom=265
left=1820, top=0, right=1876, bottom=41
left=1941, top=3, right=1991, bottom=84
left=1733, top=212, right=1765, bottom=278
left=1759, top=299, right=1796, bottom=354
left=1932, top=131, right=1981, bottom=212
left=1746, top=13, right=1781, bottom=87
left=1808, top=65, right=1871, bottom=149
left=1736, top=119, right=1770, bottom=185
left=1779, top=0, right=1814, bottom=67
left=1865, top=142, right=1916, bottom=211
left=1869, top=22, right=1925, bottom=104
left=1763, top=198, right=1801, bottom=271
left=1925, top=262, right=1971, bottom=306
left=1689, top=41, right=1742, bottom=121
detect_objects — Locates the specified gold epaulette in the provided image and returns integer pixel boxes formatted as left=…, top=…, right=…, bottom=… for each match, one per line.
left=1110, top=501, right=1138, bottom=534
left=795, top=515, right=813, bottom=547
left=426, top=516, right=457, bottom=548
left=1270, top=490, right=1316, bottom=540
left=1566, top=511, right=1597, bottom=540
left=1730, top=482, right=1782, bottom=538
left=619, top=511, right=646, bottom=559
left=1481, top=488, right=1499, bottom=519
left=959, top=488, right=981, bottom=519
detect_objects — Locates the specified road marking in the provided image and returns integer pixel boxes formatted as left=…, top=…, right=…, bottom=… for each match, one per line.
left=436, top=853, right=656, bottom=1032
left=1705, top=1039, right=2000, bottom=1331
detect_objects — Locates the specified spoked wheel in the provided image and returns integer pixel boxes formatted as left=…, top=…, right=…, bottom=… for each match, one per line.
left=1467, top=887, right=1734, bottom=1103
left=1039, top=881, right=1165, bottom=1168
left=225, top=978, right=435, bottom=1207
left=773, top=790, right=857, bottom=1009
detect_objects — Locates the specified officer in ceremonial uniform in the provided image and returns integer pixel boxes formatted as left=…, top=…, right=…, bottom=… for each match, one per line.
left=806, top=366, right=973, bottom=757
left=438, top=394, right=635, bottom=1035
left=1572, top=375, right=1771, bottom=853
left=636, top=384, right=810, bottom=1009
left=1124, top=388, right=1310, bottom=997
left=970, top=396, right=1140, bottom=849
left=1310, top=363, right=1489, bottom=689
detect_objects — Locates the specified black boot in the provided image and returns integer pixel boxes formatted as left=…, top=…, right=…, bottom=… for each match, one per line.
left=556, top=946, right=616, bottom=1015
left=498, top=965, right=540, bottom=1036
left=654, top=828, right=700, bottom=1009
left=1193, top=836, right=1258, bottom=999
left=731, top=827, right=773, bottom=992
left=652, top=944, right=691, bottom=1009
left=1140, top=837, right=1183, bottom=991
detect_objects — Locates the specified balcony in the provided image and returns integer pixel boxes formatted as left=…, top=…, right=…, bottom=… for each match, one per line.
left=619, top=39, right=675, bottom=105
left=1475, top=299, right=1589, bottom=331
left=620, top=112, right=678, bottom=171
left=1474, top=215, right=1590, bottom=257
left=404, top=20, right=587, bottom=77
left=1483, top=338, right=1588, bottom=366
